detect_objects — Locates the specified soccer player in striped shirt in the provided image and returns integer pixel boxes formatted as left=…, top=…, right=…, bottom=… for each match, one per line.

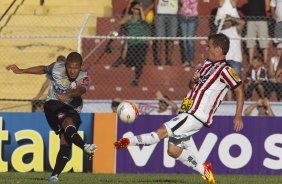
left=114, top=33, right=244, bottom=184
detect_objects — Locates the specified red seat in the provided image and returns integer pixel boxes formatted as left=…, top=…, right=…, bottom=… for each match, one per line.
left=84, top=64, right=194, bottom=100
left=111, top=0, right=128, bottom=16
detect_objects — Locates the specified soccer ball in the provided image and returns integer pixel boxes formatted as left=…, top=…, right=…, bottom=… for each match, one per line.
left=117, top=101, right=139, bottom=123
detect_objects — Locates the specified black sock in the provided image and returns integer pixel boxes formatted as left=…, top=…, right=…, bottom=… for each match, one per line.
left=52, top=145, right=71, bottom=176
left=65, top=125, right=84, bottom=149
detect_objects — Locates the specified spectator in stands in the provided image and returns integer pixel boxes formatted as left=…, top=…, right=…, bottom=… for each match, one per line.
left=112, top=0, right=158, bottom=67
left=125, top=0, right=154, bottom=15
left=270, top=0, right=282, bottom=50
left=31, top=100, right=45, bottom=112
left=245, top=0, right=270, bottom=64
left=178, top=0, right=199, bottom=67
left=268, top=49, right=282, bottom=100
left=244, top=98, right=274, bottom=116
left=209, top=7, right=219, bottom=35
left=33, top=55, right=66, bottom=100
left=113, top=1, right=148, bottom=86
left=275, top=51, right=282, bottom=82
left=128, top=0, right=160, bottom=66
left=244, top=56, right=272, bottom=101
left=111, top=98, right=122, bottom=113
left=155, top=0, right=179, bottom=65
left=215, top=0, right=245, bottom=100
left=150, top=91, right=178, bottom=115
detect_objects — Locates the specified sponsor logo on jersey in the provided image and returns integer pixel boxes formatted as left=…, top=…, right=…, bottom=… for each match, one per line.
left=180, top=98, right=194, bottom=112
left=228, top=67, right=240, bottom=82
left=81, top=77, right=90, bottom=87
left=61, top=79, right=70, bottom=88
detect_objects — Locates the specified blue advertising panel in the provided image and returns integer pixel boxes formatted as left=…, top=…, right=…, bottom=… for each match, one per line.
left=0, top=112, right=93, bottom=172
left=116, top=115, right=282, bottom=175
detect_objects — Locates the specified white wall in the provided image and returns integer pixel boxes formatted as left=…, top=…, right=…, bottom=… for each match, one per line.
left=82, top=100, right=282, bottom=116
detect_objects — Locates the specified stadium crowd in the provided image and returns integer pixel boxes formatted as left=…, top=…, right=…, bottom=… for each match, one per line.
left=112, top=0, right=282, bottom=103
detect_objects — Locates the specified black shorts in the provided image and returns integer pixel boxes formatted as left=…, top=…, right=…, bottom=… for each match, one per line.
left=44, top=100, right=81, bottom=134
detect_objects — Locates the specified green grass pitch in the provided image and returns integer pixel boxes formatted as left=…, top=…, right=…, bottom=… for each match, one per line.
left=0, top=172, right=282, bottom=184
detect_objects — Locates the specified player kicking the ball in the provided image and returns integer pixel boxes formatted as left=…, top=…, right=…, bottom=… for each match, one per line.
left=6, top=52, right=97, bottom=182
left=114, top=34, right=244, bottom=184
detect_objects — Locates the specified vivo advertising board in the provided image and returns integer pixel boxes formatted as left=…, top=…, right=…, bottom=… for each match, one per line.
left=116, top=115, right=282, bottom=175
left=0, top=113, right=93, bottom=172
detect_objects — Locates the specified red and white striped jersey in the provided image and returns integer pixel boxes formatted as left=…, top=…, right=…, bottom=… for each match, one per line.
left=186, top=59, right=241, bottom=126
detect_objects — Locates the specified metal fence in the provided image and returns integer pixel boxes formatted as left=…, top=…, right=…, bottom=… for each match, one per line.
left=0, top=14, right=281, bottom=113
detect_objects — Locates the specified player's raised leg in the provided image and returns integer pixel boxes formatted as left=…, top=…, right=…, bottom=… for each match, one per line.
left=114, top=113, right=216, bottom=184
left=62, top=117, right=97, bottom=158
left=114, top=113, right=191, bottom=148
left=114, top=124, right=167, bottom=148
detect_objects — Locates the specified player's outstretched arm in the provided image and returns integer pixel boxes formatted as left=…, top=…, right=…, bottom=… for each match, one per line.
left=6, top=64, right=46, bottom=75
left=233, top=84, right=244, bottom=132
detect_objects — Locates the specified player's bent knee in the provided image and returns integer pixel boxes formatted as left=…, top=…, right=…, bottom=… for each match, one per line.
left=156, top=124, right=169, bottom=140
left=62, top=117, right=74, bottom=129
left=167, top=144, right=182, bottom=159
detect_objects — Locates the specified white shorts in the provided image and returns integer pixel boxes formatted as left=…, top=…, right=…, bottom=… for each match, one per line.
left=164, top=113, right=203, bottom=141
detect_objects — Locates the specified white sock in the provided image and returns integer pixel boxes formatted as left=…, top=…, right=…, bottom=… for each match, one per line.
left=128, top=132, right=160, bottom=146
left=176, top=149, right=204, bottom=175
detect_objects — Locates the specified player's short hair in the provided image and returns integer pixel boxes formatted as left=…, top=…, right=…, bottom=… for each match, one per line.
left=66, top=52, right=83, bottom=65
left=208, top=33, right=230, bottom=55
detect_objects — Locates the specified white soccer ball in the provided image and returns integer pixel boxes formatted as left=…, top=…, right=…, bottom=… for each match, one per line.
left=117, top=101, right=139, bottom=123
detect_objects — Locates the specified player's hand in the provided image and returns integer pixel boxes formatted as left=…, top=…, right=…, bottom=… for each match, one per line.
left=233, top=116, right=243, bottom=132
left=6, top=64, right=24, bottom=74
left=58, top=93, right=70, bottom=101
left=192, top=70, right=200, bottom=82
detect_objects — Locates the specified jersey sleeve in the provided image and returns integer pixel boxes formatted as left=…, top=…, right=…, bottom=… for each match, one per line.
left=220, top=66, right=242, bottom=89
left=44, top=62, right=56, bottom=75
left=78, top=72, right=91, bottom=90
